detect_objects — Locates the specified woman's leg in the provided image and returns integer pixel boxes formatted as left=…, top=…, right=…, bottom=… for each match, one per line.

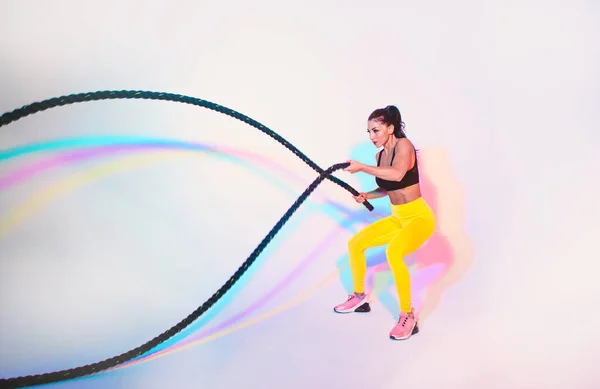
left=387, top=213, right=436, bottom=339
left=334, top=215, right=402, bottom=313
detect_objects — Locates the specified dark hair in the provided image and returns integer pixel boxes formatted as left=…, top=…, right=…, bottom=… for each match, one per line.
left=368, top=105, right=406, bottom=138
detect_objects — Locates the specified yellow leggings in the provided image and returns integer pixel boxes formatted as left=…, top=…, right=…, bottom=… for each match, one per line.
left=348, top=197, right=436, bottom=313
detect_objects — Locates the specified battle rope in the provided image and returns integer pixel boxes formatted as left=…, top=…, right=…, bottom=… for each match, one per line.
left=0, top=91, right=373, bottom=388
left=0, top=90, right=373, bottom=212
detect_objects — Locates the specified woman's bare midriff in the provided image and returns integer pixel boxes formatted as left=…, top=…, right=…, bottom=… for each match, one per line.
left=387, top=183, right=422, bottom=205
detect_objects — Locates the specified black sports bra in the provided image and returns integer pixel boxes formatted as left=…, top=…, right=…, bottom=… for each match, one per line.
left=375, top=142, right=419, bottom=191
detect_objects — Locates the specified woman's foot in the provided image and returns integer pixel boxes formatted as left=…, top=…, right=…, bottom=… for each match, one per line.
left=333, top=293, right=371, bottom=313
left=389, top=309, right=419, bottom=340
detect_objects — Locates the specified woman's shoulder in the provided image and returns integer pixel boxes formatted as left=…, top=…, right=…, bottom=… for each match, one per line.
left=396, top=137, right=414, bottom=150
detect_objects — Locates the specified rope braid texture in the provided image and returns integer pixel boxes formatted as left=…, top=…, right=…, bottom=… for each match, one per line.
left=0, top=90, right=374, bottom=388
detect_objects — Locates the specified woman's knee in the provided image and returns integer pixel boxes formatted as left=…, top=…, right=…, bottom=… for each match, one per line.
left=348, top=233, right=364, bottom=252
left=386, top=244, right=407, bottom=265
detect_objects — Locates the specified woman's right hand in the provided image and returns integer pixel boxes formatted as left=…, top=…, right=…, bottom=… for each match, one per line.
left=353, top=192, right=368, bottom=203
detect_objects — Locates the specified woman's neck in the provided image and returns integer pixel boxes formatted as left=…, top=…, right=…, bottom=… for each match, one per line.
left=383, top=136, right=397, bottom=153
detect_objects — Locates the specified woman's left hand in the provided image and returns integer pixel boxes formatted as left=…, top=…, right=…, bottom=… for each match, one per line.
left=345, top=160, right=363, bottom=174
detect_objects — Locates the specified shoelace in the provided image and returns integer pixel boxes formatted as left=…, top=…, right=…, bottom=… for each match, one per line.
left=399, top=314, right=413, bottom=327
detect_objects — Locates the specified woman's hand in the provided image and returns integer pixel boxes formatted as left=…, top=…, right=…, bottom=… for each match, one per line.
left=344, top=160, right=364, bottom=174
left=352, top=192, right=369, bottom=203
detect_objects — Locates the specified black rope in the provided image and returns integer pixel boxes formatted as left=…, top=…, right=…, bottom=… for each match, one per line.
left=0, top=90, right=373, bottom=389
left=0, top=90, right=373, bottom=212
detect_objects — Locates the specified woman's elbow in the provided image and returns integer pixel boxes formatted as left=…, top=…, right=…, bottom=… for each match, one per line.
left=395, top=170, right=407, bottom=181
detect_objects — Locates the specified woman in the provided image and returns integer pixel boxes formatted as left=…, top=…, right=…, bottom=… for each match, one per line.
left=337, top=105, right=436, bottom=341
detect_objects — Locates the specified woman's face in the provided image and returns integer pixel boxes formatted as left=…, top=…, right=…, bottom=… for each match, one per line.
left=367, top=119, right=394, bottom=148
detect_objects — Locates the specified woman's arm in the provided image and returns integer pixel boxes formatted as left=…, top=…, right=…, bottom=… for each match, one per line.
left=346, top=139, right=413, bottom=181
left=352, top=187, right=387, bottom=203
left=364, top=187, right=387, bottom=199
left=351, top=152, right=388, bottom=203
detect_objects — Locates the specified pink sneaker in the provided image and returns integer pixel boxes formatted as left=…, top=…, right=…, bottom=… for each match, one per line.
left=333, top=294, right=371, bottom=313
left=389, top=310, right=419, bottom=340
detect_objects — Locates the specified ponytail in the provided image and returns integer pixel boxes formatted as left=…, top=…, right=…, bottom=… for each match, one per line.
left=384, top=105, right=406, bottom=138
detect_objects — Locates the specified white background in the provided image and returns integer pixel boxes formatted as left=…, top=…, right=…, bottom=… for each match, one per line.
left=1, top=1, right=599, bottom=388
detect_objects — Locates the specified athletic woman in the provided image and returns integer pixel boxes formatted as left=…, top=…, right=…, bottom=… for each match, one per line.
left=338, top=105, right=436, bottom=341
